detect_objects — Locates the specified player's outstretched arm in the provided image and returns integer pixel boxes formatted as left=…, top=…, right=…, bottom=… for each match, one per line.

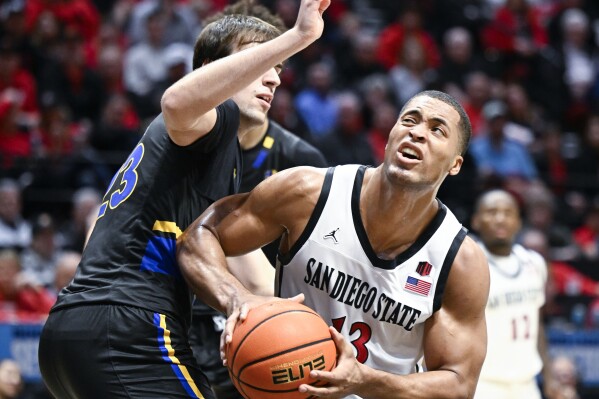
left=161, top=0, right=330, bottom=146
left=299, top=236, right=490, bottom=399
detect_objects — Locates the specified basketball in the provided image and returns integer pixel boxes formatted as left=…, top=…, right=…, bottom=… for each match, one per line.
left=226, top=301, right=337, bottom=399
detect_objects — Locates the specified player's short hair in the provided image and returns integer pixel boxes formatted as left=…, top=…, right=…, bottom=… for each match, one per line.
left=192, top=12, right=282, bottom=70
left=401, top=90, right=472, bottom=156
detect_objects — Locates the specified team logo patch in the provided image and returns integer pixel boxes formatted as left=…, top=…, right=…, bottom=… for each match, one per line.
left=416, top=261, right=433, bottom=276
left=323, top=228, right=340, bottom=244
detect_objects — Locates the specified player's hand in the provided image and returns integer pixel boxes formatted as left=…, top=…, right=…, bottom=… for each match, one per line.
left=293, top=0, right=331, bottom=44
left=298, top=326, right=367, bottom=398
left=220, top=293, right=304, bottom=365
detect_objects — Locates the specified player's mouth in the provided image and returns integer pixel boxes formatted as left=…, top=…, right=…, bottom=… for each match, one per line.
left=256, top=93, right=273, bottom=109
left=398, top=143, right=423, bottom=163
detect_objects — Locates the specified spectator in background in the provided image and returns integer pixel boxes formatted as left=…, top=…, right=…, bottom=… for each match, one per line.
left=294, top=61, right=338, bottom=138
left=0, top=359, right=23, bottom=399
left=481, top=0, right=549, bottom=80
left=61, top=187, right=100, bottom=252
left=126, top=0, right=198, bottom=46
left=147, top=42, right=194, bottom=118
left=335, top=28, right=386, bottom=89
left=389, top=36, right=437, bottom=107
left=0, top=37, right=39, bottom=170
left=20, top=213, right=61, bottom=288
left=522, top=183, right=582, bottom=262
left=570, top=113, right=599, bottom=201
left=503, top=82, right=542, bottom=147
left=0, top=249, right=54, bottom=322
left=51, top=251, right=80, bottom=297
left=268, top=87, right=310, bottom=141
left=434, top=27, right=491, bottom=96
left=367, top=101, right=398, bottom=164
left=37, top=28, right=105, bottom=123
left=376, top=4, right=440, bottom=71
left=573, top=203, right=599, bottom=261
left=96, top=44, right=125, bottom=98
left=460, top=71, right=494, bottom=137
left=0, top=179, right=30, bottom=250
left=470, top=99, right=539, bottom=184
left=123, top=8, right=170, bottom=118
left=89, top=93, right=141, bottom=171
left=555, top=8, right=597, bottom=125
left=546, top=356, right=582, bottom=399
left=316, top=91, right=375, bottom=166
left=24, top=0, right=100, bottom=45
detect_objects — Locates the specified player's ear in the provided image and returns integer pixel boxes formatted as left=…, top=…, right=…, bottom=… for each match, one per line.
left=447, top=155, right=463, bottom=176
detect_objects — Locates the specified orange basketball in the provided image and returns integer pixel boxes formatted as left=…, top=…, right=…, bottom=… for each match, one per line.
left=226, top=301, right=337, bottom=399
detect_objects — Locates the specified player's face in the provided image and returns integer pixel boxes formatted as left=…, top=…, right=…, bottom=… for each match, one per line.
left=473, top=194, right=521, bottom=248
left=230, top=43, right=282, bottom=128
left=383, top=96, right=463, bottom=189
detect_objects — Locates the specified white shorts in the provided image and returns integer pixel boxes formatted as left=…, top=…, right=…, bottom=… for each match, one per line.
left=474, top=378, right=542, bottom=399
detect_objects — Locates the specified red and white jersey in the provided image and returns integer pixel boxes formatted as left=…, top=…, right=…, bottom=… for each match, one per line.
left=477, top=243, right=547, bottom=384
left=276, top=165, right=467, bottom=397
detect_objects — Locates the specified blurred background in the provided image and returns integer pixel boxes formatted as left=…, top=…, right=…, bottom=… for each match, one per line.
left=0, top=0, right=598, bottom=398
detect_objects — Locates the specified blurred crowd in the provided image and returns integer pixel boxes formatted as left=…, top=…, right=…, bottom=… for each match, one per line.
left=0, top=0, right=598, bottom=396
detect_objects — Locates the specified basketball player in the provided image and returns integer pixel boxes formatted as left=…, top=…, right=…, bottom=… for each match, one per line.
left=177, top=90, right=490, bottom=398
left=471, top=189, right=551, bottom=399
left=188, top=6, right=327, bottom=399
left=37, top=1, right=330, bottom=398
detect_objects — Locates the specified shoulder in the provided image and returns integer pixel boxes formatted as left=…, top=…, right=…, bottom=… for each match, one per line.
left=258, top=166, right=328, bottom=198
left=443, top=236, right=489, bottom=310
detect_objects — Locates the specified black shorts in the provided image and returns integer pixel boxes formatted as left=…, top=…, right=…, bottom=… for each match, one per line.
left=189, top=313, right=243, bottom=399
left=39, top=304, right=215, bottom=399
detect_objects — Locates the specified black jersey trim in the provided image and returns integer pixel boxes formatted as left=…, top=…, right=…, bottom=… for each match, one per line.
left=278, top=167, right=335, bottom=265
left=433, top=226, right=468, bottom=312
left=352, top=170, right=448, bottom=270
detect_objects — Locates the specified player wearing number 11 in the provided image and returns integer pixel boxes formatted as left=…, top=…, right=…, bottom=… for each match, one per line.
left=177, top=90, right=490, bottom=398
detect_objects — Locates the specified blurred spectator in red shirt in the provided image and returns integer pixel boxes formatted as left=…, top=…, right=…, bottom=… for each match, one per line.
left=376, top=5, right=440, bottom=71
left=24, top=0, right=100, bottom=44
left=0, top=38, right=39, bottom=169
left=0, top=249, right=54, bottom=322
left=573, top=204, right=599, bottom=260
left=460, top=70, right=494, bottom=137
left=482, top=0, right=549, bottom=56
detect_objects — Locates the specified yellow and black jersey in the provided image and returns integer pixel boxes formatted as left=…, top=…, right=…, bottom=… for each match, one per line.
left=53, top=100, right=242, bottom=328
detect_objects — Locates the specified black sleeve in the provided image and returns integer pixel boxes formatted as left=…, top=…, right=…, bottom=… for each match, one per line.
left=184, top=99, right=240, bottom=154
left=289, top=139, right=328, bottom=168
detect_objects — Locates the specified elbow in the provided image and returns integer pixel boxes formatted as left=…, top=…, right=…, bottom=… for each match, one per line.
left=161, top=87, right=180, bottom=116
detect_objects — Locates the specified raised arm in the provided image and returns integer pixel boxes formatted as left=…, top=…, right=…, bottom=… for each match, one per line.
left=162, top=0, right=330, bottom=146
left=300, top=236, right=490, bottom=399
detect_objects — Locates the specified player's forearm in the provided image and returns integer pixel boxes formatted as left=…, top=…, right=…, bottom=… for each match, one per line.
left=161, top=28, right=309, bottom=132
left=177, top=225, right=252, bottom=315
left=360, top=368, right=473, bottom=399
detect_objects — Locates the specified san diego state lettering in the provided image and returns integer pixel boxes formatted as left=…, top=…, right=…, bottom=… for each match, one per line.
left=304, top=258, right=422, bottom=331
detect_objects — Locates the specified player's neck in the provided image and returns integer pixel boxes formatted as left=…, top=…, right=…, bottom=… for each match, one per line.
left=239, top=120, right=269, bottom=150
left=360, top=168, right=439, bottom=258
left=485, top=244, right=512, bottom=257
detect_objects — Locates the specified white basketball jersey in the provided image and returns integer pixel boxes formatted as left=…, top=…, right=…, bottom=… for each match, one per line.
left=276, top=165, right=467, bottom=398
left=478, top=243, right=547, bottom=384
